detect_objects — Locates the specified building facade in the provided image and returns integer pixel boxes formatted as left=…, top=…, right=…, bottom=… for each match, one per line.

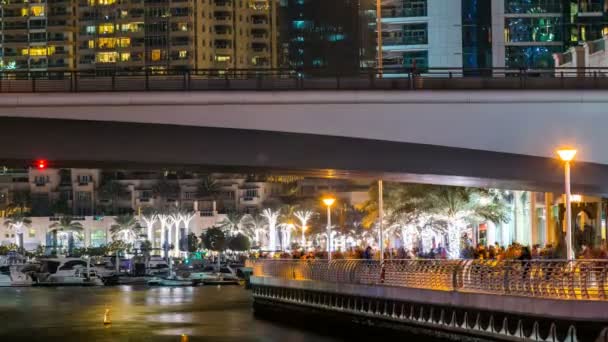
left=0, top=0, right=279, bottom=72
left=279, top=0, right=361, bottom=73
left=492, top=0, right=608, bottom=68
left=376, top=0, right=608, bottom=70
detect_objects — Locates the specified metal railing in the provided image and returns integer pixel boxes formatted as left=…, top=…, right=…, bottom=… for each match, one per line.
left=2, top=67, right=608, bottom=92
left=248, top=259, right=608, bottom=301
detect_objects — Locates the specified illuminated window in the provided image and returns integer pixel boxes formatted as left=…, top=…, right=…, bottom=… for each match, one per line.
left=21, top=8, right=28, bottom=16
left=85, top=26, right=96, bottom=34
left=96, top=52, right=118, bottom=63
left=603, top=27, right=608, bottom=36
left=88, top=40, right=95, bottom=49
left=120, top=10, right=128, bottom=18
left=28, top=228, right=36, bottom=238
left=97, top=37, right=115, bottom=49
left=98, top=0, right=116, bottom=4
left=215, top=55, right=231, bottom=62
left=30, top=6, right=45, bottom=17
left=120, top=53, right=130, bottom=61
left=117, top=37, right=130, bottom=48
left=179, top=50, right=187, bottom=58
left=88, top=0, right=95, bottom=5
left=98, top=23, right=114, bottom=34
left=29, top=47, right=48, bottom=56
left=151, top=49, right=161, bottom=61
left=179, top=22, right=188, bottom=31
left=21, top=48, right=29, bottom=55
left=120, top=22, right=143, bottom=33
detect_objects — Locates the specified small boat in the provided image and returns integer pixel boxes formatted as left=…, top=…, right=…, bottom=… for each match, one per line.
left=201, top=266, right=240, bottom=285
left=147, top=258, right=194, bottom=286
left=147, top=276, right=194, bottom=286
left=0, top=265, right=33, bottom=287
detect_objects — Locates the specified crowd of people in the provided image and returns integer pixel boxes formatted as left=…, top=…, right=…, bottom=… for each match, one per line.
left=253, top=241, right=608, bottom=261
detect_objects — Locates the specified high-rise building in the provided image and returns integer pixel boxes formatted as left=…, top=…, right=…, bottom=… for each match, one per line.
left=379, top=0, right=463, bottom=69
left=0, top=0, right=279, bottom=71
left=493, top=0, right=608, bottom=68
left=280, top=0, right=361, bottom=73
left=0, top=0, right=75, bottom=72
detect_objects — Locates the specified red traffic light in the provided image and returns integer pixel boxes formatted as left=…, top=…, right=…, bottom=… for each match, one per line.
left=36, top=159, right=47, bottom=170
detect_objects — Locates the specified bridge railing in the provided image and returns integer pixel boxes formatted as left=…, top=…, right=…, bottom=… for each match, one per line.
left=248, top=259, right=608, bottom=301
left=3, top=67, right=608, bottom=92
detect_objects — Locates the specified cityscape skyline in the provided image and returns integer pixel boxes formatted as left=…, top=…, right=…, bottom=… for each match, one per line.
left=3, top=0, right=608, bottom=72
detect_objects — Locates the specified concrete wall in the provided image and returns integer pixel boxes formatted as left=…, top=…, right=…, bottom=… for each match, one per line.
left=251, top=276, right=608, bottom=322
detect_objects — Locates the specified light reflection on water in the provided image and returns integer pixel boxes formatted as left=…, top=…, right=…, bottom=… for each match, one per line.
left=0, top=286, right=337, bottom=342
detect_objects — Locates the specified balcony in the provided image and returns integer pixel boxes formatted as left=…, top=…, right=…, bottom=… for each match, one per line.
left=382, top=36, right=428, bottom=47
left=214, top=0, right=232, bottom=9
left=214, top=12, right=232, bottom=22
left=381, top=6, right=427, bottom=18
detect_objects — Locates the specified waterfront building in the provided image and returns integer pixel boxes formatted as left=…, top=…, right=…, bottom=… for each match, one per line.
left=0, top=0, right=75, bottom=71
left=0, top=0, right=279, bottom=71
left=279, top=0, right=362, bottom=73
left=493, top=0, right=608, bottom=68
left=375, top=0, right=608, bottom=70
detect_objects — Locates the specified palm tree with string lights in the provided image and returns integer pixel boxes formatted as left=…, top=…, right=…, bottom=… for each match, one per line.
left=49, top=216, right=84, bottom=255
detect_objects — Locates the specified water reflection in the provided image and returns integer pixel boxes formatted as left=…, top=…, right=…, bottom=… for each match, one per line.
left=0, top=286, right=337, bottom=342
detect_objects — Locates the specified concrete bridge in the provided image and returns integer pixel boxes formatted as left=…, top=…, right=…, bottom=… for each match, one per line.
left=249, top=259, right=608, bottom=341
left=1, top=70, right=608, bottom=194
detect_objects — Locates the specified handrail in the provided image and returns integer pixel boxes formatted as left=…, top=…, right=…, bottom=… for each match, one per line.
left=2, top=67, right=608, bottom=92
left=247, top=259, right=608, bottom=301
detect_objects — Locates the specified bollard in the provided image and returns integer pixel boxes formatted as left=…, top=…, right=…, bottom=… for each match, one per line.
left=103, top=308, right=111, bottom=325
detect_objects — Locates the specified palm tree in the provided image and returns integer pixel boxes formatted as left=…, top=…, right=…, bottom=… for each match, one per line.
left=218, top=211, right=245, bottom=237
left=49, top=216, right=84, bottom=255
left=153, top=177, right=181, bottom=206
left=196, top=174, right=222, bottom=213
left=156, top=207, right=175, bottom=257
left=99, top=181, right=127, bottom=214
left=3, top=213, right=32, bottom=252
left=278, top=205, right=299, bottom=250
left=140, top=207, right=158, bottom=242
left=294, top=210, right=314, bottom=248
left=242, top=213, right=265, bottom=246
left=176, top=209, right=196, bottom=256
left=428, top=186, right=509, bottom=259
left=196, top=174, right=221, bottom=199
left=110, top=214, right=142, bottom=244
left=261, top=208, right=280, bottom=251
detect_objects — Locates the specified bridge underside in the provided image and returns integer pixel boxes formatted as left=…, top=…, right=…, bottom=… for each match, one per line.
left=2, top=117, right=607, bottom=194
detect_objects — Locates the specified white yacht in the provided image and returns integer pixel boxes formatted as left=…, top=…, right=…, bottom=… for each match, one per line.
left=36, top=258, right=104, bottom=286
left=185, top=265, right=240, bottom=285
left=0, top=265, right=33, bottom=287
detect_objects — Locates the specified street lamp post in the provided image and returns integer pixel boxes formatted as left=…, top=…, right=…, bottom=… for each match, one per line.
left=323, top=197, right=336, bottom=261
left=557, top=148, right=577, bottom=261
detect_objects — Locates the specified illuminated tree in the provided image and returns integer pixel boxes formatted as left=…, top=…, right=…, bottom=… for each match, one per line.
left=294, top=210, right=314, bottom=248
left=140, top=207, right=158, bottom=242
left=3, top=213, right=31, bottom=252
left=176, top=209, right=196, bottom=255
left=428, top=186, right=508, bottom=259
left=242, top=213, right=265, bottom=246
left=110, top=214, right=142, bottom=244
left=261, top=208, right=280, bottom=251
left=49, top=216, right=83, bottom=255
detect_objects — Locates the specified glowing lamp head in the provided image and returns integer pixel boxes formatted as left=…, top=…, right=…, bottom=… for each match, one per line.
left=557, top=149, right=577, bottom=162
left=36, top=159, right=47, bottom=170
left=322, top=198, right=336, bottom=206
